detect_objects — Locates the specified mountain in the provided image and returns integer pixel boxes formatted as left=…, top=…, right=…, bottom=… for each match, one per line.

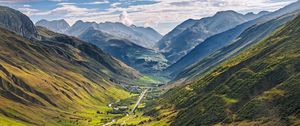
left=244, top=11, right=269, bottom=19
left=35, top=19, right=70, bottom=33
left=79, top=28, right=169, bottom=73
left=174, top=12, right=299, bottom=82
left=156, top=10, right=268, bottom=63
left=66, top=21, right=162, bottom=48
left=0, top=6, right=142, bottom=125
left=166, top=1, right=300, bottom=77
left=0, top=6, right=37, bottom=39
left=146, top=12, right=300, bottom=126
left=65, top=20, right=98, bottom=36
left=131, top=25, right=163, bottom=47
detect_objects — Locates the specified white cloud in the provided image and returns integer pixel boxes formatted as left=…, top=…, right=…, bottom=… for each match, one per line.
left=57, top=2, right=76, bottom=5
left=23, top=4, right=31, bottom=7
left=84, top=0, right=109, bottom=5
left=103, top=0, right=297, bottom=34
left=111, top=2, right=122, bottom=8
left=20, top=0, right=297, bottom=34
left=0, top=0, right=37, bottom=3
left=34, top=4, right=97, bottom=16
left=48, top=0, right=68, bottom=2
left=119, top=10, right=133, bottom=26
left=17, top=7, right=39, bottom=16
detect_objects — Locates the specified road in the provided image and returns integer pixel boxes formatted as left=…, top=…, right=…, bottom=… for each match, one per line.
left=130, top=89, right=148, bottom=114
left=103, top=119, right=115, bottom=126
left=102, top=89, right=148, bottom=126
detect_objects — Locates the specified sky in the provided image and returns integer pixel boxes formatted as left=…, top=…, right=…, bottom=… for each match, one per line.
left=0, top=0, right=297, bottom=34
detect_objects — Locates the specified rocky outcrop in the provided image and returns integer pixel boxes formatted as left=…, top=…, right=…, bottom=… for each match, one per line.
left=0, top=6, right=37, bottom=39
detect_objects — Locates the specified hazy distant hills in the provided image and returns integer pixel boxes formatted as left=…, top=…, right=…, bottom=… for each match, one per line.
left=36, top=19, right=70, bottom=33
left=156, top=10, right=269, bottom=64
left=130, top=25, right=163, bottom=48
left=36, top=19, right=162, bottom=49
left=165, top=1, right=300, bottom=78
left=79, top=28, right=169, bottom=73
left=35, top=19, right=166, bottom=73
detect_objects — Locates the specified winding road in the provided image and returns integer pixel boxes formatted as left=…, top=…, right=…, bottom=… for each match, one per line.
left=130, top=89, right=148, bottom=114
left=103, top=89, right=148, bottom=126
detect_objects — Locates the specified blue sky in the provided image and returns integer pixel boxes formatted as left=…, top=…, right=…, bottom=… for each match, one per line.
left=0, top=0, right=297, bottom=34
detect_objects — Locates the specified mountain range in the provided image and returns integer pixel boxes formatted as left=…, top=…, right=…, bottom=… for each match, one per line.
left=36, top=19, right=162, bottom=49
left=79, top=28, right=169, bottom=73
left=36, top=19, right=70, bottom=33
left=36, top=19, right=167, bottom=73
left=174, top=11, right=299, bottom=82
left=0, top=6, right=144, bottom=125
left=156, top=10, right=269, bottom=64
left=0, top=1, right=300, bottom=125
left=165, top=1, right=300, bottom=79
left=147, top=13, right=300, bottom=126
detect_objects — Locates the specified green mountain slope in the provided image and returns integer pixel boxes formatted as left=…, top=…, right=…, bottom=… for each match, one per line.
left=144, top=14, right=300, bottom=126
left=174, top=11, right=299, bottom=84
left=0, top=22, right=141, bottom=126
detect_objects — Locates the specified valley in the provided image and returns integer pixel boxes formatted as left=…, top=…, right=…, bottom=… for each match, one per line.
left=0, top=1, right=300, bottom=126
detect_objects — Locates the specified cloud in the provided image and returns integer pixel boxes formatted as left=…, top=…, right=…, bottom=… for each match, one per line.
left=84, top=0, right=109, bottom=5
left=17, top=7, right=39, bottom=16
left=111, top=2, right=122, bottom=8
left=169, top=1, right=196, bottom=6
left=48, top=0, right=68, bottom=2
left=103, top=0, right=297, bottom=34
left=0, top=0, right=37, bottom=3
left=14, top=0, right=297, bottom=34
left=57, top=2, right=75, bottom=5
left=119, top=10, right=133, bottom=26
left=23, top=4, right=31, bottom=7
left=36, top=4, right=97, bottom=17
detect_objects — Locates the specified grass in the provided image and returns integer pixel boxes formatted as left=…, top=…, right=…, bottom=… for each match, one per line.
left=217, top=95, right=238, bottom=104
left=144, top=14, right=300, bottom=126
left=0, top=26, right=138, bottom=125
left=0, top=114, right=31, bottom=126
left=133, top=75, right=161, bottom=86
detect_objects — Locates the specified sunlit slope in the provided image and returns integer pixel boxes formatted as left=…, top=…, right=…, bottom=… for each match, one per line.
left=152, top=14, right=300, bottom=126
left=175, top=11, right=299, bottom=82
left=0, top=26, right=140, bottom=125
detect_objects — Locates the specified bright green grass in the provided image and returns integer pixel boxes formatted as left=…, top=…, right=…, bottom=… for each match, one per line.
left=133, top=75, right=160, bottom=85
left=0, top=115, right=31, bottom=126
left=218, top=95, right=238, bottom=104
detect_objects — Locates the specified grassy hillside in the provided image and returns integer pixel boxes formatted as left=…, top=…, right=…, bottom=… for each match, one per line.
left=0, top=26, right=141, bottom=125
left=131, top=14, right=300, bottom=126
left=174, top=11, right=298, bottom=83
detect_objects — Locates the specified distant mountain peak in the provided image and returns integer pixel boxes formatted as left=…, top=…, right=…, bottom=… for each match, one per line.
left=36, top=19, right=70, bottom=33
left=67, top=20, right=162, bottom=48
left=156, top=10, right=254, bottom=63
left=214, top=10, right=244, bottom=18
left=245, top=12, right=255, bottom=15
left=37, top=19, right=69, bottom=25
left=215, top=10, right=239, bottom=14
left=73, top=20, right=83, bottom=25
left=258, top=11, right=270, bottom=15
